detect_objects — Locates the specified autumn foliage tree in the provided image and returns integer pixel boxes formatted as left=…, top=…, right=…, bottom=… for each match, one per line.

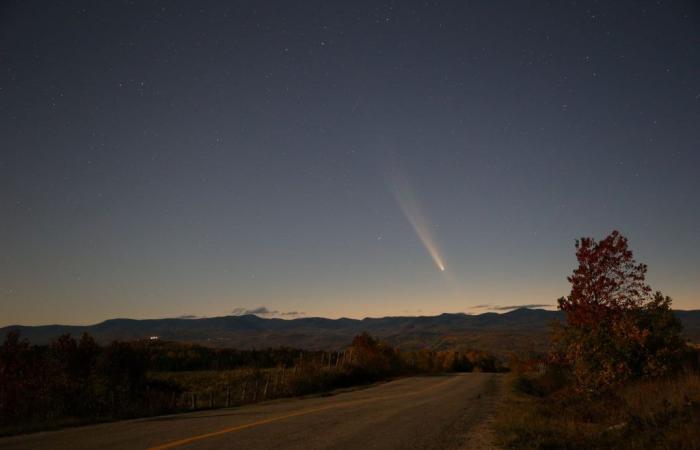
left=551, top=230, right=685, bottom=393
left=347, top=332, right=402, bottom=379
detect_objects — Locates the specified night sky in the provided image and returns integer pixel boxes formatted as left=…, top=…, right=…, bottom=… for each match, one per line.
left=2, top=1, right=699, bottom=326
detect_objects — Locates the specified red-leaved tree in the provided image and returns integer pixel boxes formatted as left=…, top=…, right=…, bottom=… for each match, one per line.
left=552, top=231, right=685, bottom=393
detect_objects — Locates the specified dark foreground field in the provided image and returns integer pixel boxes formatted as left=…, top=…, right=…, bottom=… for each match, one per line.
left=0, top=373, right=502, bottom=450
left=496, top=370, right=700, bottom=450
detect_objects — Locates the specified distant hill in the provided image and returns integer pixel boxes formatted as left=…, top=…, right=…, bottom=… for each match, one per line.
left=2, top=308, right=699, bottom=356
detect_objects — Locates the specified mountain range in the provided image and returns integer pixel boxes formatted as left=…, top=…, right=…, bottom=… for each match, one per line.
left=3, top=308, right=699, bottom=356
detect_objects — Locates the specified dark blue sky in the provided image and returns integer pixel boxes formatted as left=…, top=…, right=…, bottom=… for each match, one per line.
left=1, top=1, right=699, bottom=325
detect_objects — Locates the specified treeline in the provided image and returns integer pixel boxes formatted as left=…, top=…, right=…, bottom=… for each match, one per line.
left=0, top=332, right=165, bottom=432
left=124, top=336, right=502, bottom=374
left=144, top=342, right=328, bottom=371
left=145, top=334, right=502, bottom=375
left=0, top=330, right=502, bottom=434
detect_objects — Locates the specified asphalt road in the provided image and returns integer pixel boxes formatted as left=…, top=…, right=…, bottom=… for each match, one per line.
left=0, top=373, right=503, bottom=450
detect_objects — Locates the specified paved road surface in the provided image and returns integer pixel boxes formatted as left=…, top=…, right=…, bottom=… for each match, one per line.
left=0, top=373, right=503, bottom=450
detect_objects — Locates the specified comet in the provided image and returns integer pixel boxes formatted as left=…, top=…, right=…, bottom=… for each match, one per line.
left=390, top=172, right=447, bottom=273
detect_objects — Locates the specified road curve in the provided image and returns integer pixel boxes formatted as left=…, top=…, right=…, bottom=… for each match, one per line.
left=0, top=373, right=503, bottom=450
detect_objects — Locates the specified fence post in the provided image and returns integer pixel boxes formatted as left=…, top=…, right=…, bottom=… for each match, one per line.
left=226, top=385, right=231, bottom=408
left=191, top=392, right=196, bottom=410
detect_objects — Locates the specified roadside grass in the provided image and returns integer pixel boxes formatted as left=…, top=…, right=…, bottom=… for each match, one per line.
left=149, top=365, right=364, bottom=410
left=495, top=370, right=700, bottom=450
left=0, top=417, right=111, bottom=438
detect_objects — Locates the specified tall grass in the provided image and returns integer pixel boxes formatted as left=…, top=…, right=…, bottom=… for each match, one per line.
left=496, top=369, right=700, bottom=449
left=149, top=365, right=363, bottom=410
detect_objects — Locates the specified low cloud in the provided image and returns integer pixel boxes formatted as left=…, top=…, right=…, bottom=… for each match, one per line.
left=176, top=314, right=198, bottom=319
left=493, top=304, right=553, bottom=310
left=469, top=303, right=553, bottom=311
left=231, top=306, right=305, bottom=318
left=232, top=306, right=275, bottom=316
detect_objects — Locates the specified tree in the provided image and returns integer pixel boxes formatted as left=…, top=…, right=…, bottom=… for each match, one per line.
left=348, top=332, right=401, bottom=378
left=551, top=230, right=685, bottom=393
left=0, top=331, right=44, bottom=423
left=558, top=230, right=651, bottom=326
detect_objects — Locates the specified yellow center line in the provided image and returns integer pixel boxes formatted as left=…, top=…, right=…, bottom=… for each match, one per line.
left=148, top=376, right=459, bottom=450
